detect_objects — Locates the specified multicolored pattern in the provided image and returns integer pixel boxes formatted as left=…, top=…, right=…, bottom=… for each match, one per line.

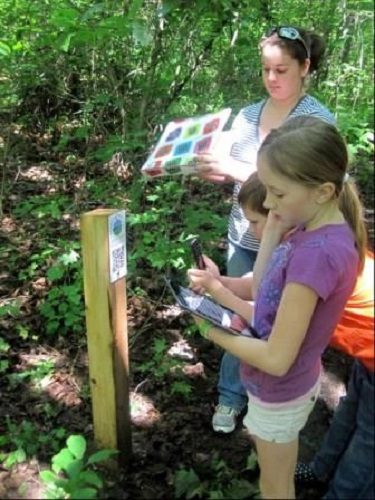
left=142, top=108, right=231, bottom=177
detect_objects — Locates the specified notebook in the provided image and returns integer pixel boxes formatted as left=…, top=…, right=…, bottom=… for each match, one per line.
left=142, top=108, right=232, bottom=177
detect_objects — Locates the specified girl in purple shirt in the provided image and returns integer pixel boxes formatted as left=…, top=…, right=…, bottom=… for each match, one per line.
left=188, top=116, right=367, bottom=499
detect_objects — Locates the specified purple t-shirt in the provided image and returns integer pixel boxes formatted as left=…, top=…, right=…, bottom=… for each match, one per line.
left=240, top=224, right=359, bottom=403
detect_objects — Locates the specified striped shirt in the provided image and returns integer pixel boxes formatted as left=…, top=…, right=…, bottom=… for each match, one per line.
left=228, top=94, right=336, bottom=251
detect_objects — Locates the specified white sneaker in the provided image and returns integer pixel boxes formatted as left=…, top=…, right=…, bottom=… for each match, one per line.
left=212, top=404, right=240, bottom=433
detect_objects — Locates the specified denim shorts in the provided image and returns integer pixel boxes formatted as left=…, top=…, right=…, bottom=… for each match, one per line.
left=243, top=379, right=321, bottom=443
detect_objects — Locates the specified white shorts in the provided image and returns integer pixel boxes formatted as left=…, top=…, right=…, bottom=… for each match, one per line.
left=243, top=378, right=321, bottom=443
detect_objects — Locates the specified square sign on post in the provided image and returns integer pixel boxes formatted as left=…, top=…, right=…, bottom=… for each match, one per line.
left=108, top=211, right=127, bottom=283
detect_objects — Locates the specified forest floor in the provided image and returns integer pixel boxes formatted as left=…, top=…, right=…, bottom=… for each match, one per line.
left=0, top=293, right=354, bottom=499
left=0, top=149, right=373, bottom=499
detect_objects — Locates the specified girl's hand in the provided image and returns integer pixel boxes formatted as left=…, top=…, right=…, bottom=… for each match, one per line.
left=201, top=254, right=220, bottom=279
left=187, top=267, right=220, bottom=295
left=190, top=254, right=221, bottom=293
left=264, top=211, right=296, bottom=239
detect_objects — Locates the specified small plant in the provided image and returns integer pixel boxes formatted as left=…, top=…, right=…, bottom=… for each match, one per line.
left=12, top=194, right=72, bottom=221
left=40, top=434, right=118, bottom=499
left=174, top=450, right=260, bottom=499
left=7, top=358, right=55, bottom=389
left=0, top=336, right=10, bottom=374
left=171, top=380, right=192, bottom=397
left=0, top=299, right=21, bottom=318
left=39, top=243, right=85, bottom=337
left=138, top=337, right=179, bottom=379
left=137, top=338, right=193, bottom=397
left=0, top=418, right=66, bottom=468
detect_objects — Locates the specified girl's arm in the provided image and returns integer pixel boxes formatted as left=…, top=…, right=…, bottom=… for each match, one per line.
left=197, top=282, right=319, bottom=377
left=219, top=274, right=254, bottom=300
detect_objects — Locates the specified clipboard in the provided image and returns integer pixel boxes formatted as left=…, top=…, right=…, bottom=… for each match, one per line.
left=164, top=277, right=259, bottom=338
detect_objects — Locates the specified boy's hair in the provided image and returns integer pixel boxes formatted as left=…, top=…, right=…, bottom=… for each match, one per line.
left=238, top=172, right=268, bottom=216
left=258, top=115, right=368, bottom=269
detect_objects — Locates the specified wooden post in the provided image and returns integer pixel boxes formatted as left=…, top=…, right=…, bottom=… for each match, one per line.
left=80, top=209, right=131, bottom=466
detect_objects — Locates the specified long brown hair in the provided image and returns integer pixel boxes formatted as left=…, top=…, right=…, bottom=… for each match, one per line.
left=260, top=27, right=325, bottom=73
left=258, top=116, right=368, bottom=270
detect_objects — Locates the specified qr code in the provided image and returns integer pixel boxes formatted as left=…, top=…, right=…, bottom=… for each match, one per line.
left=112, top=246, right=125, bottom=274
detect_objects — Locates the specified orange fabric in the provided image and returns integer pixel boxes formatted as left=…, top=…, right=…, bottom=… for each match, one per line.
left=329, top=252, right=374, bottom=371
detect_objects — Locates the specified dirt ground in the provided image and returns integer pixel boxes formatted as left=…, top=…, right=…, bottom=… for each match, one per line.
left=0, top=294, right=353, bottom=499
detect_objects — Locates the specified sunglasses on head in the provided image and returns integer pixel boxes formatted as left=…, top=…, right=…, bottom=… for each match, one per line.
left=266, top=26, right=310, bottom=59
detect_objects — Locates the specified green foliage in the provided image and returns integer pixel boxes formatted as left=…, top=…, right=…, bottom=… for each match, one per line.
left=38, top=243, right=85, bottom=337
left=7, top=237, right=84, bottom=339
left=7, top=358, right=55, bottom=389
left=0, top=299, right=21, bottom=318
left=174, top=450, right=260, bottom=499
left=128, top=179, right=189, bottom=271
left=137, top=337, right=193, bottom=396
left=0, top=336, right=10, bottom=374
left=2, top=0, right=372, bottom=163
left=171, top=380, right=193, bottom=397
left=0, top=418, right=66, bottom=468
left=12, top=195, right=72, bottom=221
left=40, top=435, right=117, bottom=499
left=138, top=337, right=179, bottom=379
left=128, top=177, right=227, bottom=275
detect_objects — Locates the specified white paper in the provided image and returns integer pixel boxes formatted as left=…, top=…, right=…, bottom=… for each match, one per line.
left=108, top=211, right=127, bottom=283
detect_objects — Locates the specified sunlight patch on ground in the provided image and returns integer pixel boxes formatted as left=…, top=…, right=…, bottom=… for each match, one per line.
left=167, top=338, right=195, bottom=361
left=19, top=165, right=55, bottom=182
left=0, top=216, right=17, bottom=233
left=130, top=392, right=161, bottom=428
left=156, top=304, right=184, bottom=319
left=14, top=351, right=83, bottom=407
left=0, top=459, right=46, bottom=500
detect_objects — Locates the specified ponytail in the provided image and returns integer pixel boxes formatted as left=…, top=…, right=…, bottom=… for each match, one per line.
left=339, top=179, right=368, bottom=272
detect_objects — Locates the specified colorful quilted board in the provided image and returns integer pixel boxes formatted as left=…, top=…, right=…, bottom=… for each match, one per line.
left=141, top=108, right=232, bottom=177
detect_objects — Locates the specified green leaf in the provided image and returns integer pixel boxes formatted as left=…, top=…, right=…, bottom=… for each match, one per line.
left=224, top=478, right=258, bottom=498
left=60, top=33, right=74, bottom=52
left=66, top=458, right=83, bottom=479
left=0, top=435, right=9, bottom=446
left=245, top=449, right=258, bottom=471
left=4, top=448, right=27, bottom=467
left=0, top=337, right=10, bottom=352
left=174, top=468, right=201, bottom=498
left=69, top=488, right=97, bottom=499
left=40, top=470, right=58, bottom=484
left=52, top=448, right=75, bottom=472
left=0, top=41, right=11, bottom=57
left=86, top=449, right=118, bottom=465
left=67, top=435, right=86, bottom=459
left=78, top=470, right=103, bottom=488
left=60, top=249, right=80, bottom=265
left=47, top=265, right=65, bottom=281
left=50, top=8, right=79, bottom=28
